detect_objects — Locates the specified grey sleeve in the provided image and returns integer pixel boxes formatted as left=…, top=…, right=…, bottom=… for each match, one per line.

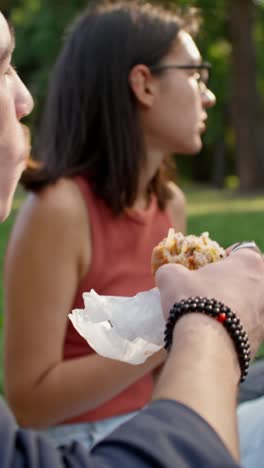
left=0, top=397, right=240, bottom=468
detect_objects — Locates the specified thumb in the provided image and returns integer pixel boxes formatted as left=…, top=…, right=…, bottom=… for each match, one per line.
left=155, top=263, right=190, bottom=319
left=155, top=263, right=188, bottom=289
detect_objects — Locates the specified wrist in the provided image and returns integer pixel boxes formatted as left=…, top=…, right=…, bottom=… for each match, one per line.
left=165, top=297, right=250, bottom=383
left=171, top=313, right=241, bottom=386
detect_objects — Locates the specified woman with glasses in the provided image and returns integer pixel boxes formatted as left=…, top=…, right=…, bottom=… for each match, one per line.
left=3, top=0, right=215, bottom=449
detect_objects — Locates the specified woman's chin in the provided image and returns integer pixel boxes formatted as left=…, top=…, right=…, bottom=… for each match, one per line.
left=179, top=139, right=203, bottom=155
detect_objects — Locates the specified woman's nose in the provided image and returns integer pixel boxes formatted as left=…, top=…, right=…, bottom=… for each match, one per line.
left=202, top=87, right=216, bottom=109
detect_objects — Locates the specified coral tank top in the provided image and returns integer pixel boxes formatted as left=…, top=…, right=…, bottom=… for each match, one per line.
left=62, top=176, right=172, bottom=423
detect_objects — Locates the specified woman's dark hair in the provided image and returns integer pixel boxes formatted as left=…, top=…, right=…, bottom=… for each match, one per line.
left=22, top=1, right=198, bottom=214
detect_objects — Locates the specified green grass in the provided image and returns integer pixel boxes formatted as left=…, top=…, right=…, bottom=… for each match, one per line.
left=186, top=186, right=264, bottom=360
left=188, top=211, right=264, bottom=251
left=0, top=185, right=263, bottom=395
left=186, top=188, right=264, bottom=251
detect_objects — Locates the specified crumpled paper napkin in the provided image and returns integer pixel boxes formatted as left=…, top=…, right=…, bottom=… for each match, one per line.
left=68, top=288, right=165, bottom=365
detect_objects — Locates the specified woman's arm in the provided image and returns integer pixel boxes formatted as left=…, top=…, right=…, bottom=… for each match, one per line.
left=3, top=179, right=164, bottom=428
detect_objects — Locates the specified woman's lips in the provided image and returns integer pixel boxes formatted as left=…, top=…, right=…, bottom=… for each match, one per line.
left=199, top=121, right=206, bottom=133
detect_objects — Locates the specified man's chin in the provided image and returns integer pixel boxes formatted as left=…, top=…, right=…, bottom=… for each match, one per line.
left=0, top=201, right=12, bottom=223
left=0, top=185, right=18, bottom=223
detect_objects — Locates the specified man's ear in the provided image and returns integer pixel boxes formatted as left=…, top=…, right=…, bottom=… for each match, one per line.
left=128, top=64, right=157, bottom=108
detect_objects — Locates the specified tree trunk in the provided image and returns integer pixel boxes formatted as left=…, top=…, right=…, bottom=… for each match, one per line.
left=229, top=0, right=264, bottom=191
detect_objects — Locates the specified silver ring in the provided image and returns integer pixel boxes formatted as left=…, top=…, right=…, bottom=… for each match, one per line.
left=231, top=241, right=261, bottom=255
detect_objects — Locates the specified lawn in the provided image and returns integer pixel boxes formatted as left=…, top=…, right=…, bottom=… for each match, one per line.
left=0, top=185, right=263, bottom=395
left=186, top=186, right=264, bottom=250
left=186, top=185, right=264, bottom=361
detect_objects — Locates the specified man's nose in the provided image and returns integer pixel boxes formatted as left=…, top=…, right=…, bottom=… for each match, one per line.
left=15, top=75, right=34, bottom=120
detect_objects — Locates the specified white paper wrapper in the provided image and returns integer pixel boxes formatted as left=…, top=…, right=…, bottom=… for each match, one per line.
left=68, top=288, right=165, bottom=365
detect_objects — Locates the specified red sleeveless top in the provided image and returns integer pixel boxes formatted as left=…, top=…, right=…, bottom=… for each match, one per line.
left=63, top=176, right=172, bottom=423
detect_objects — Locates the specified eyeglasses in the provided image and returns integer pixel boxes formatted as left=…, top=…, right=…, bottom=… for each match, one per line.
left=149, top=62, right=211, bottom=89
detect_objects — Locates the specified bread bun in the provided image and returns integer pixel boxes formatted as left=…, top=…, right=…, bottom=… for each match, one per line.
left=151, top=229, right=226, bottom=275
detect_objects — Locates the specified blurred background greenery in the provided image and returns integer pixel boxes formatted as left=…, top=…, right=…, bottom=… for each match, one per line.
left=0, top=0, right=264, bottom=394
left=4, top=0, right=264, bottom=190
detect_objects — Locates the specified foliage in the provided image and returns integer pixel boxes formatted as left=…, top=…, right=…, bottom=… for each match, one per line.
left=5, top=0, right=264, bottom=184
left=10, top=0, right=87, bottom=131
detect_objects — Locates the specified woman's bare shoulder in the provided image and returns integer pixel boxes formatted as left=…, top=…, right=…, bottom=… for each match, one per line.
left=9, top=178, right=91, bottom=270
left=18, top=178, right=87, bottom=225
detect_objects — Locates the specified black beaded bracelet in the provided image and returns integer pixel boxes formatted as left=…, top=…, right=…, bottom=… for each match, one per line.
left=164, top=297, right=251, bottom=383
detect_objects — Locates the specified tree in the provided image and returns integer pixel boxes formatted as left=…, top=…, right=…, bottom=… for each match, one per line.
left=229, top=0, right=264, bottom=190
left=6, top=0, right=264, bottom=189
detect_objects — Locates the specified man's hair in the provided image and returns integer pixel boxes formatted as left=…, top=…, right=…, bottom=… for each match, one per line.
left=22, top=1, right=199, bottom=214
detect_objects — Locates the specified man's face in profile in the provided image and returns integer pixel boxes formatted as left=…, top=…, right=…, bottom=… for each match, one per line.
left=0, top=12, right=33, bottom=221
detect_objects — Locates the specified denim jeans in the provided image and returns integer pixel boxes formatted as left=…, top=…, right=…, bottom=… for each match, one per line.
left=238, top=395, right=264, bottom=468
left=42, top=411, right=138, bottom=450
left=238, top=360, right=264, bottom=404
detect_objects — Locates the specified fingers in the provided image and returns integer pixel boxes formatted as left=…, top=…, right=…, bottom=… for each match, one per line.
left=225, top=246, right=264, bottom=276
left=226, top=243, right=239, bottom=256
left=155, top=248, right=264, bottom=322
left=226, top=241, right=262, bottom=257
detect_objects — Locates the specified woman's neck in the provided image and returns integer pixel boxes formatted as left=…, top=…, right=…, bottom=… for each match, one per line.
left=134, top=144, right=168, bottom=210
left=139, top=141, right=167, bottom=185
left=132, top=190, right=151, bottom=211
